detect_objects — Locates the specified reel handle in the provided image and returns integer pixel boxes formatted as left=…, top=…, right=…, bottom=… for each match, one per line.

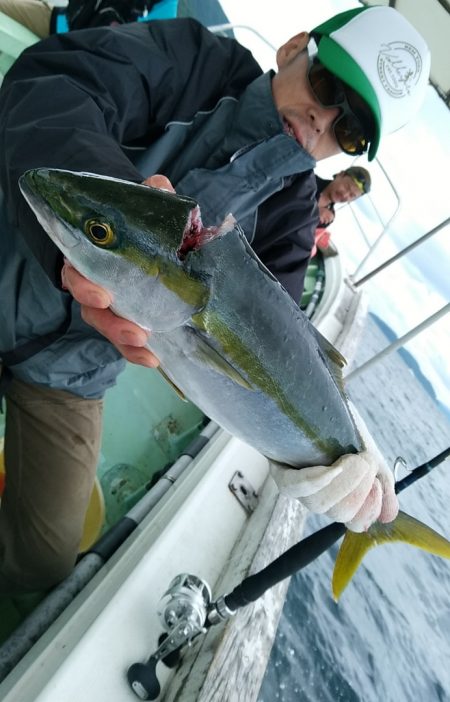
left=127, top=574, right=211, bottom=699
left=127, top=658, right=160, bottom=701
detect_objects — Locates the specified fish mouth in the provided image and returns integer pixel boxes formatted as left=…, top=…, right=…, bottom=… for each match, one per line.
left=19, top=169, right=81, bottom=250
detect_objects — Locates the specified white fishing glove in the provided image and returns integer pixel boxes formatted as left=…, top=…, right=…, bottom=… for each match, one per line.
left=270, top=406, right=399, bottom=533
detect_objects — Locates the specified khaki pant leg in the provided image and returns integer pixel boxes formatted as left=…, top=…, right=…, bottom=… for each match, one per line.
left=0, top=378, right=103, bottom=594
left=0, top=0, right=52, bottom=38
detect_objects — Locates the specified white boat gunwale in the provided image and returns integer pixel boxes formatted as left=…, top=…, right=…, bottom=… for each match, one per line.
left=0, top=429, right=304, bottom=702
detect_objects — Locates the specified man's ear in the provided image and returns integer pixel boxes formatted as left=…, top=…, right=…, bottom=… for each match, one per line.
left=276, top=32, right=309, bottom=68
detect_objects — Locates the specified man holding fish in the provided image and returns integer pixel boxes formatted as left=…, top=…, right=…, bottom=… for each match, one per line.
left=0, top=7, right=430, bottom=591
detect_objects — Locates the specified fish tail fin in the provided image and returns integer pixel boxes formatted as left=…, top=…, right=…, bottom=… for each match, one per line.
left=332, top=510, right=450, bottom=601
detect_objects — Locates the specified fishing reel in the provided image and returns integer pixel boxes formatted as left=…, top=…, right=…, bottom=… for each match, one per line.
left=127, top=573, right=235, bottom=700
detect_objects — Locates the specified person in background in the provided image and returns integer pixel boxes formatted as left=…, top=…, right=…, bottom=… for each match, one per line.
left=0, top=0, right=153, bottom=36
left=317, top=166, right=371, bottom=227
left=312, top=166, right=371, bottom=257
left=0, top=6, right=430, bottom=592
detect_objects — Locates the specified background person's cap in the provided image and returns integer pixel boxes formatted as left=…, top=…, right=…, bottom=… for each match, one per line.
left=311, top=6, right=431, bottom=161
left=344, top=166, right=371, bottom=194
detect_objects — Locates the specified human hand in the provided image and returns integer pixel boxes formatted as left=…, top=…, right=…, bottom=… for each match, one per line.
left=62, top=262, right=159, bottom=367
left=270, top=408, right=399, bottom=533
left=61, top=174, right=175, bottom=367
left=318, top=207, right=335, bottom=226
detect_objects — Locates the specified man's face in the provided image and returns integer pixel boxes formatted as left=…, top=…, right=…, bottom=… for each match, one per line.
left=328, top=173, right=363, bottom=203
left=271, top=33, right=344, bottom=161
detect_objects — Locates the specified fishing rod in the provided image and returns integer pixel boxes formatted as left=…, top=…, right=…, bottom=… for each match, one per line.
left=127, top=447, right=450, bottom=700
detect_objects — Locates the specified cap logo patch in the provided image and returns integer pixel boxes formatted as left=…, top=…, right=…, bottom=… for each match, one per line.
left=377, top=42, right=422, bottom=98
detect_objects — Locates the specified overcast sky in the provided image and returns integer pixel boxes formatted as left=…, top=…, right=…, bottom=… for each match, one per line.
left=220, top=0, right=450, bottom=409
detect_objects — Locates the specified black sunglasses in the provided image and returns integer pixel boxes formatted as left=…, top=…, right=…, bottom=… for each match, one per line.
left=308, top=58, right=372, bottom=156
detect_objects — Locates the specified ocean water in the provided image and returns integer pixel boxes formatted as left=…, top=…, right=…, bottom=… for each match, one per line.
left=259, top=314, right=450, bottom=702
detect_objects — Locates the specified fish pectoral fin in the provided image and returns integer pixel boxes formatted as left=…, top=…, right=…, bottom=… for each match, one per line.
left=314, top=329, right=347, bottom=394
left=192, top=332, right=253, bottom=391
left=314, top=329, right=347, bottom=368
left=332, top=511, right=450, bottom=601
left=157, top=367, right=187, bottom=401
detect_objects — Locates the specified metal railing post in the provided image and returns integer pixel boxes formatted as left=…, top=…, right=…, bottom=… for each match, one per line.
left=345, top=304, right=450, bottom=381
left=352, top=217, right=450, bottom=288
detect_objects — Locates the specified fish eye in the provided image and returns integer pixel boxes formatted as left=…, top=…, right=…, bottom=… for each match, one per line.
left=85, top=219, right=115, bottom=246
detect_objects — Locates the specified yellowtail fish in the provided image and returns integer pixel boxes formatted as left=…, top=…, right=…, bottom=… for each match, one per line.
left=19, top=168, right=450, bottom=592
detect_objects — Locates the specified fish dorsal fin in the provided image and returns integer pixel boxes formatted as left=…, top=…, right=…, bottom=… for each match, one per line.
left=189, top=326, right=253, bottom=390
left=332, top=511, right=450, bottom=600
left=157, top=367, right=187, bottom=401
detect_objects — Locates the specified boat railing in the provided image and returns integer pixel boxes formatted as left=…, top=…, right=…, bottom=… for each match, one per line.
left=348, top=157, right=401, bottom=276
left=346, top=302, right=450, bottom=381
left=208, top=22, right=277, bottom=52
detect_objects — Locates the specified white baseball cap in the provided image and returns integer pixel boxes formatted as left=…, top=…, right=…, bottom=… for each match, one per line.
left=311, top=6, right=431, bottom=160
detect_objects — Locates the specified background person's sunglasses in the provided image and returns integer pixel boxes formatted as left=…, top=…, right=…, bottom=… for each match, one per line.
left=308, top=58, right=371, bottom=156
